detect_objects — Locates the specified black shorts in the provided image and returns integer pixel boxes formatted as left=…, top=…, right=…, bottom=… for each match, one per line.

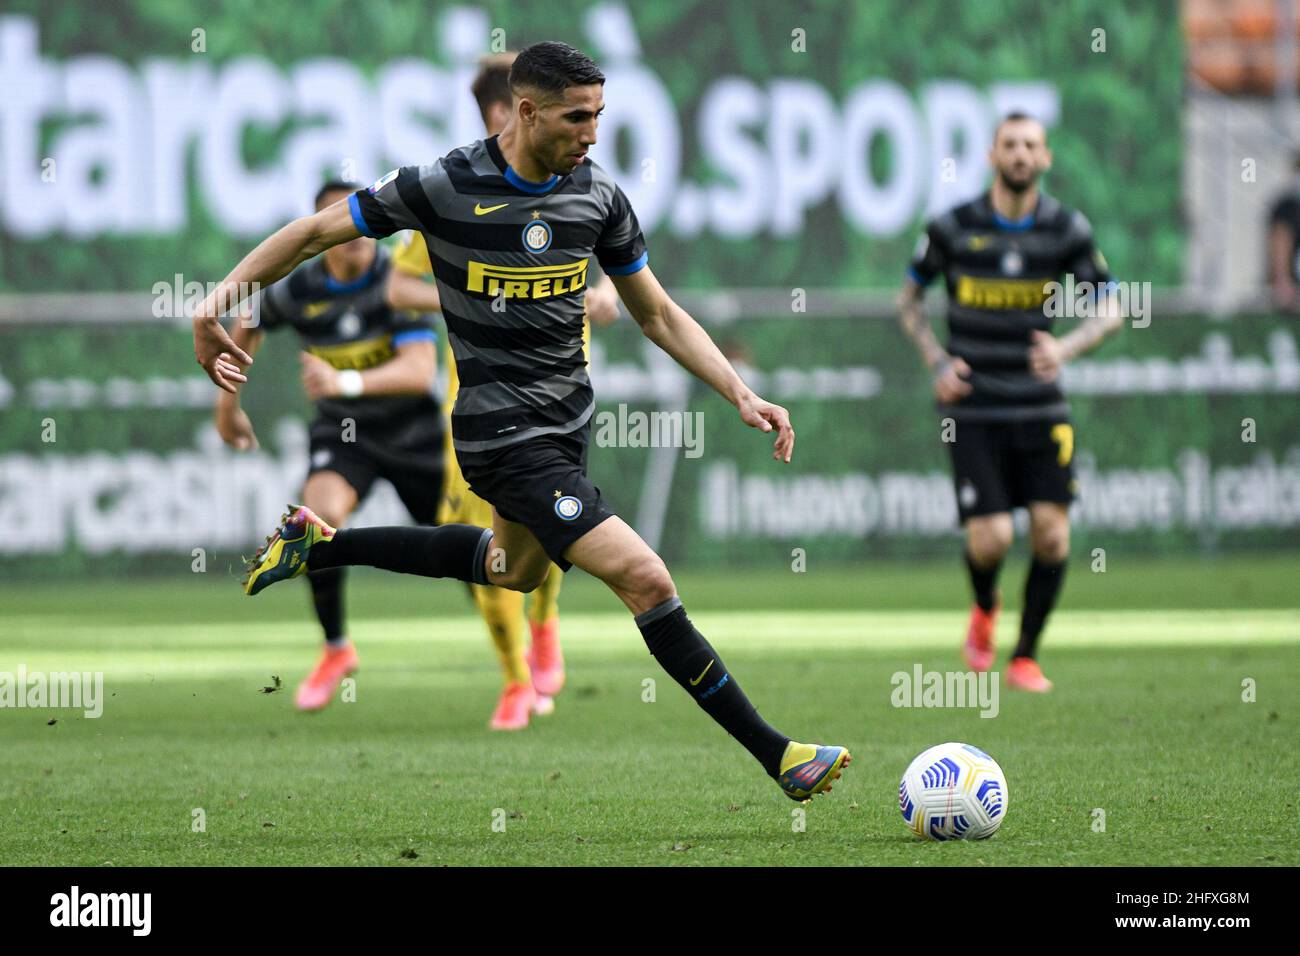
left=947, top=418, right=1077, bottom=523
left=306, top=415, right=445, bottom=525
left=456, top=425, right=615, bottom=571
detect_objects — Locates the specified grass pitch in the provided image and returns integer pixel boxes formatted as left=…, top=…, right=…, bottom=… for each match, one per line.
left=2, top=558, right=1297, bottom=866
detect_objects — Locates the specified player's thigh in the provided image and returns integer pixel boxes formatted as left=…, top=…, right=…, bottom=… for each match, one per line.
left=484, top=508, right=553, bottom=591
left=460, top=431, right=615, bottom=577
left=563, top=515, right=675, bottom=616
left=302, top=470, right=361, bottom=527
left=1027, top=501, right=1070, bottom=560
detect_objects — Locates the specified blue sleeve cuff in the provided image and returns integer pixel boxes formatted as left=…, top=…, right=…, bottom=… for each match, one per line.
left=907, top=267, right=931, bottom=287
left=348, top=193, right=375, bottom=238
left=604, top=251, right=648, bottom=276
left=392, top=329, right=437, bottom=348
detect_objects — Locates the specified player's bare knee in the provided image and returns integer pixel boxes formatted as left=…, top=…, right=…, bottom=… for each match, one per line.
left=1029, top=508, right=1070, bottom=561
left=1032, top=526, right=1070, bottom=562
left=968, top=519, right=1012, bottom=566
left=488, top=571, right=528, bottom=592
left=626, top=555, right=675, bottom=608
left=520, top=565, right=550, bottom=592
left=487, top=562, right=546, bottom=593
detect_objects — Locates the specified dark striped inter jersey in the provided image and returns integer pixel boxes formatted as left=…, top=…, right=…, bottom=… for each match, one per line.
left=908, top=192, right=1110, bottom=422
left=254, top=244, right=441, bottom=429
left=348, top=136, right=648, bottom=452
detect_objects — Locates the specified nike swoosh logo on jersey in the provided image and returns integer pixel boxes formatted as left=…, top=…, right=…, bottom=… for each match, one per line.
left=689, top=660, right=715, bottom=686
left=474, top=202, right=509, bottom=216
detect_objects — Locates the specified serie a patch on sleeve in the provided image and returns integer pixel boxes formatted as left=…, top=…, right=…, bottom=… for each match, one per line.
left=368, top=168, right=399, bottom=194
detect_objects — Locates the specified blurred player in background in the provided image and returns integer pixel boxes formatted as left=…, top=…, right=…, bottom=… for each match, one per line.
left=215, top=180, right=441, bottom=712
left=898, top=112, right=1122, bottom=691
left=1267, top=151, right=1300, bottom=311
left=196, top=41, right=849, bottom=802
left=385, top=52, right=621, bottom=729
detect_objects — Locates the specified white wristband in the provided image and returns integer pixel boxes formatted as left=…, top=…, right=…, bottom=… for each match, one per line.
left=337, top=369, right=364, bottom=397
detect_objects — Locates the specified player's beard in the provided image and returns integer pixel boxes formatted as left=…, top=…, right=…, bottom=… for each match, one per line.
left=998, top=166, right=1039, bottom=194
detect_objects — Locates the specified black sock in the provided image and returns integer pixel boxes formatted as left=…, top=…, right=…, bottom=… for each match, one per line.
left=1014, top=558, right=1067, bottom=659
left=635, top=597, right=790, bottom=778
left=965, top=550, right=1002, bottom=612
left=307, top=567, right=346, bottom=643
left=308, top=525, right=493, bottom=585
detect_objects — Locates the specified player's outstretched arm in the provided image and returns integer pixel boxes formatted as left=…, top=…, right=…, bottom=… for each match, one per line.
left=610, top=265, right=794, bottom=463
left=193, top=198, right=361, bottom=392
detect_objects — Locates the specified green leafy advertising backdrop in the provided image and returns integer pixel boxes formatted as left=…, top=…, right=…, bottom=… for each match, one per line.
left=0, top=0, right=1229, bottom=579
left=1, top=0, right=1183, bottom=292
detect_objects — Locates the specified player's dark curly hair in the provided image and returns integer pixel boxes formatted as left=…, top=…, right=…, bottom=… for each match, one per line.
left=509, top=41, right=604, bottom=101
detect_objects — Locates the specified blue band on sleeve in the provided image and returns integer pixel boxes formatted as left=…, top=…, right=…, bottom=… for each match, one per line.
left=348, top=193, right=375, bottom=238
left=907, top=267, right=931, bottom=287
left=604, top=251, right=648, bottom=276
left=392, top=329, right=437, bottom=348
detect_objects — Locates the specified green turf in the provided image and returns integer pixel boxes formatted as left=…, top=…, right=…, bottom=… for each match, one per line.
left=2, top=559, right=1297, bottom=866
left=2, top=554, right=1297, bottom=625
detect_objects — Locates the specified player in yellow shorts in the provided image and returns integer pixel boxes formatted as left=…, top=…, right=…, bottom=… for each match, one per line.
left=386, top=52, right=620, bottom=730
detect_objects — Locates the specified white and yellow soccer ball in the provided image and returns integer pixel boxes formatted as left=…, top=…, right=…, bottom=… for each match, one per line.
left=898, top=742, right=1007, bottom=841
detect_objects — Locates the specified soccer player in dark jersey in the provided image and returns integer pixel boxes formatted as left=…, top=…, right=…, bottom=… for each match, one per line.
left=384, top=51, right=623, bottom=730
left=898, top=112, right=1122, bottom=692
left=194, top=41, right=849, bottom=801
left=213, top=180, right=441, bottom=712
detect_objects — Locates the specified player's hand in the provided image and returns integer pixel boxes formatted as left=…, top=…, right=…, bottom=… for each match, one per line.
left=933, top=356, right=972, bottom=403
left=194, top=318, right=252, bottom=394
left=738, top=393, right=795, bottom=463
left=215, top=405, right=260, bottom=451
left=300, top=352, right=340, bottom=400
left=1028, top=330, right=1066, bottom=382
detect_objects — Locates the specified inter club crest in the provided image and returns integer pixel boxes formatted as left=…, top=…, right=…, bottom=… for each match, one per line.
left=522, top=213, right=553, bottom=253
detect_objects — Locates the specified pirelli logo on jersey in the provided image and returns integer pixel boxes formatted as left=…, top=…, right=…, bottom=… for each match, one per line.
left=307, top=335, right=395, bottom=371
left=466, top=259, right=589, bottom=300
left=955, top=275, right=1053, bottom=310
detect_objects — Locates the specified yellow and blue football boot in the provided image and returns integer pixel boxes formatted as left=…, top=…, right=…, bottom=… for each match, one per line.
left=777, top=742, right=851, bottom=802
left=242, top=504, right=336, bottom=596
